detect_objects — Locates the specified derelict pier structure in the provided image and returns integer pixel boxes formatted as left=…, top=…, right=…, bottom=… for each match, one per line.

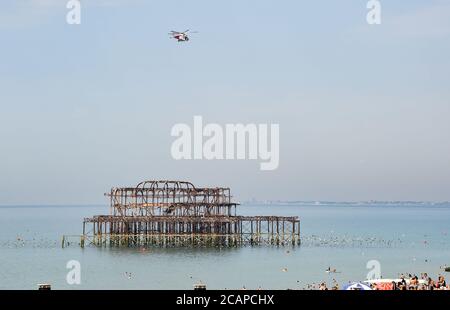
left=69, top=180, right=300, bottom=248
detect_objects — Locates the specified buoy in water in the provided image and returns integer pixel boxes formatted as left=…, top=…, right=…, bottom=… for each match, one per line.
left=38, top=283, right=51, bottom=290
left=194, top=283, right=207, bottom=290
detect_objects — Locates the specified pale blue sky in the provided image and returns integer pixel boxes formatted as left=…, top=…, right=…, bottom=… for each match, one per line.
left=0, top=0, right=449, bottom=204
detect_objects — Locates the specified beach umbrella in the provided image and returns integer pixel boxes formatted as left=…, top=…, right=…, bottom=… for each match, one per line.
left=342, top=282, right=372, bottom=290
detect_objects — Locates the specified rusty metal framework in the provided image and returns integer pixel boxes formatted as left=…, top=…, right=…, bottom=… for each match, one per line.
left=66, top=180, right=300, bottom=248
left=107, top=180, right=235, bottom=217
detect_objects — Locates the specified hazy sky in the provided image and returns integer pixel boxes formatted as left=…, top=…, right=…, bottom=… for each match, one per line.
left=0, top=0, right=449, bottom=204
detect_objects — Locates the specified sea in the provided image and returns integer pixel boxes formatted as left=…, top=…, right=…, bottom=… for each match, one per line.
left=1, top=203, right=449, bottom=290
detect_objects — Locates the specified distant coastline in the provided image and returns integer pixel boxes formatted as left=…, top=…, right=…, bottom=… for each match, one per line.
left=242, top=200, right=450, bottom=207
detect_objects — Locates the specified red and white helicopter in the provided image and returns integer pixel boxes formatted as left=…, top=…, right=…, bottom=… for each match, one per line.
left=169, top=29, right=198, bottom=42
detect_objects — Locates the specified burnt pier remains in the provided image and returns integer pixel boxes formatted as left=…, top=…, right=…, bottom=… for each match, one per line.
left=72, top=180, right=300, bottom=248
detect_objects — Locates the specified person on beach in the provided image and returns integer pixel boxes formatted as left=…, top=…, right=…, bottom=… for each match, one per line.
left=391, top=281, right=397, bottom=290
left=428, top=277, right=435, bottom=290
left=437, top=275, right=446, bottom=288
left=410, top=275, right=419, bottom=289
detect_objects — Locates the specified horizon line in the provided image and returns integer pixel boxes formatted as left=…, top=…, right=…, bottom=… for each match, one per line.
left=1, top=200, right=450, bottom=207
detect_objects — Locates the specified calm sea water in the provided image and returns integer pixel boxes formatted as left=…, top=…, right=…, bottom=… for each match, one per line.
left=1, top=204, right=449, bottom=290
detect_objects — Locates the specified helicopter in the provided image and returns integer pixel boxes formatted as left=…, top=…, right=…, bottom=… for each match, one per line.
left=169, top=29, right=198, bottom=42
